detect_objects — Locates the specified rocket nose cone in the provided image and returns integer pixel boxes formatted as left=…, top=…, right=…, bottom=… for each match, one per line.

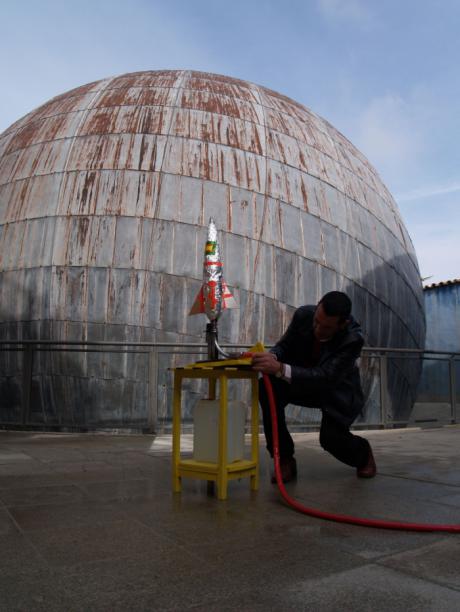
left=207, top=217, right=218, bottom=242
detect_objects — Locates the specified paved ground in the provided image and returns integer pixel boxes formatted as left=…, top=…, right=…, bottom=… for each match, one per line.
left=1, top=425, right=460, bottom=611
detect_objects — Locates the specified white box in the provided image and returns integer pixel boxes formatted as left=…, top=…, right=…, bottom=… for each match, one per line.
left=193, top=399, right=246, bottom=463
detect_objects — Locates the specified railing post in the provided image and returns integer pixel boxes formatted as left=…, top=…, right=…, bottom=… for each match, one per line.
left=148, top=347, right=158, bottom=433
left=22, top=345, right=34, bottom=425
left=379, top=354, right=389, bottom=428
left=449, top=356, right=457, bottom=424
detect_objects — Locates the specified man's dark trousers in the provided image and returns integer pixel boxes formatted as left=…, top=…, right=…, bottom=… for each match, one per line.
left=259, top=376, right=370, bottom=469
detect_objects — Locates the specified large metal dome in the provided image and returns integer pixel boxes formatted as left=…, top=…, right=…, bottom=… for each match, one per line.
left=0, top=70, right=425, bottom=427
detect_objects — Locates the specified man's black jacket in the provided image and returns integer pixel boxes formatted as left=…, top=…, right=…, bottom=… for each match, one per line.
left=270, top=305, right=365, bottom=426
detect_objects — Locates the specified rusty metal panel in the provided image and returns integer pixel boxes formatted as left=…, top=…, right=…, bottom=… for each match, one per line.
left=180, top=89, right=265, bottom=125
left=24, top=174, right=61, bottom=220
left=170, top=108, right=265, bottom=155
left=79, top=105, right=173, bottom=137
left=175, top=175, right=204, bottom=226
left=228, top=187, right=265, bottom=240
left=141, top=271, right=163, bottom=329
left=202, top=180, right=229, bottom=231
left=59, top=170, right=161, bottom=218
left=0, top=221, right=25, bottom=270
left=108, top=72, right=184, bottom=90
left=171, top=222, right=198, bottom=278
left=87, top=268, right=109, bottom=323
left=0, top=148, right=21, bottom=185
left=5, top=112, right=84, bottom=154
left=65, top=134, right=166, bottom=173
left=0, top=130, right=17, bottom=159
left=274, top=248, right=298, bottom=305
left=320, top=221, right=341, bottom=274
left=223, top=232, right=249, bottom=290
left=4, top=93, right=96, bottom=136
left=90, top=86, right=143, bottom=108
left=156, top=172, right=185, bottom=222
left=341, top=232, right=361, bottom=282
left=66, top=217, right=92, bottom=266
left=250, top=241, right=275, bottom=299
left=259, top=196, right=282, bottom=248
left=19, top=218, right=54, bottom=269
left=187, top=76, right=261, bottom=103
left=301, top=212, right=323, bottom=263
left=148, top=219, right=174, bottom=274
left=10, top=139, right=73, bottom=182
left=163, top=136, right=265, bottom=192
left=279, top=202, right=302, bottom=255
left=113, top=216, right=141, bottom=268
left=89, top=216, right=117, bottom=267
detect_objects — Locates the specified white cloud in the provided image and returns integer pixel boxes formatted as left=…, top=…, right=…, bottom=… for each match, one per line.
left=396, top=181, right=460, bottom=203
left=414, top=229, right=460, bottom=284
left=316, top=0, right=374, bottom=27
left=353, top=93, right=422, bottom=180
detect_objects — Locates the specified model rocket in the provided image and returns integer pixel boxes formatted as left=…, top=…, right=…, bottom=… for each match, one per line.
left=189, top=218, right=237, bottom=321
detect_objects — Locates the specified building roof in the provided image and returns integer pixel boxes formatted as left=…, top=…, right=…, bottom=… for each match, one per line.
left=424, top=278, right=460, bottom=290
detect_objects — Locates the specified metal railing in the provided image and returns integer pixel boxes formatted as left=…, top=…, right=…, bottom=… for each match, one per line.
left=0, top=340, right=458, bottom=432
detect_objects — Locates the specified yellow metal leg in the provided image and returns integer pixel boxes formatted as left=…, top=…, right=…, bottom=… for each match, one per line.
left=172, top=370, right=182, bottom=493
left=217, top=375, right=228, bottom=500
left=250, top=376, right=259, bottom=491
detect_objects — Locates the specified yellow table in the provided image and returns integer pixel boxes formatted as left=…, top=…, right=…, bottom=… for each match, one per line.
left=172, top=365, right=259, bottom=500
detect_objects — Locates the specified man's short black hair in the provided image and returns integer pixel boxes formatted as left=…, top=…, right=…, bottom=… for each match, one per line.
left=319, top=291, right=352, bottom=320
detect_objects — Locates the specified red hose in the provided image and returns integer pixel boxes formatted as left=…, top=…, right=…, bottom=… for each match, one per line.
left=262, top=372, right=460, bottom=533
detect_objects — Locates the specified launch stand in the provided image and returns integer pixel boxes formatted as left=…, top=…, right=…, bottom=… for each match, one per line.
left=172, top=365, right=259, bottom=500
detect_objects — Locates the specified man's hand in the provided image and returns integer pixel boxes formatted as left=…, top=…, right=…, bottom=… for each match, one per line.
left=251, top=352, right=282, bottom=376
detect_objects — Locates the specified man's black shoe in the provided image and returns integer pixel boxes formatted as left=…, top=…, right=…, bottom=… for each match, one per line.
left=271, top=457, right=297, bottom=484
left=357, top=447, right=377, bottom=478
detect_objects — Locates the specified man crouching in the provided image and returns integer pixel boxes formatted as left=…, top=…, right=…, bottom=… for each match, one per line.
left=251, top=291, right=376, bottom=483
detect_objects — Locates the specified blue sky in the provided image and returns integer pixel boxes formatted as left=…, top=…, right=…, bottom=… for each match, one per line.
left=1, top=0, right=458, bottom=284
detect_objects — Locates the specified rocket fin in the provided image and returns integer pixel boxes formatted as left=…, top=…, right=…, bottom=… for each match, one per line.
left=222, top=281, right=238, bottom=309
left=189, top=286, right=205, bottom=315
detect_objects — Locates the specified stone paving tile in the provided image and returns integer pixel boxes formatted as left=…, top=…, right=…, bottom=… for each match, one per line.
left=0, top=450, right=34, bottom=463
left=378, top=538, right=460, bottom=591
left=0, top=575, right=74, bottom=612
left=0, top=532, right=47, bottom=576
left=25, top=519, right=177, bottom=567
left=0, top=472, right=72, bottom=490
left=51, top=552, right=206, bottom=612
left=436, top=493, right=460, bottom=507
left=51, top=549, right=361, bottom=612
left=272, top=564, right=460, bottom=611
left=80, top=478, right=169, bottom=502
left=87, top=451, right=161, bottom=466
left=0, top=509, right=20, bottom=535
left=286, top=521, right=444, bottom=561
left=47, top=460, right=116, bottom=473
left=55, top=466, right=146, bottom=483
left=17, top=447, right=88, bottom=463
left=0, top=462, right=55, bottom=476
left=8, top=500, right=129, bottom=531
left=0, top=484, right=89, bottom=507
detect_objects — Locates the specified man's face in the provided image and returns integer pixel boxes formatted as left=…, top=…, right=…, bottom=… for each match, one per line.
left=313, top=303, right=348, bottom=341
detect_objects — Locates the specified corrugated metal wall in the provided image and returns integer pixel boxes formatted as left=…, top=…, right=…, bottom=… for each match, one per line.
left=419, top=283, right=460, bottom=402
left=0, top=70, right=425, bottom=427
